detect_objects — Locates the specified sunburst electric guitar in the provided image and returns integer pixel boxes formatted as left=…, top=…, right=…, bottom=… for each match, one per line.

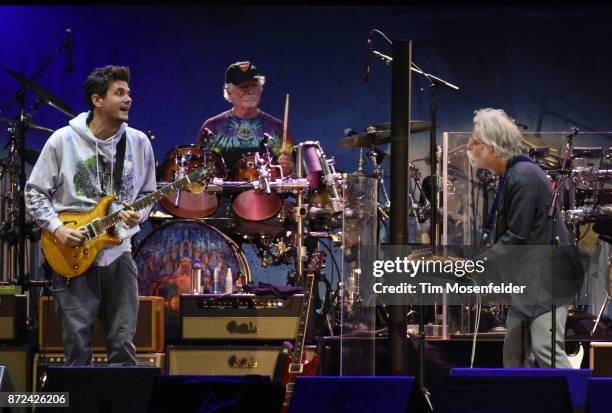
left=279, top=250, right=325, bottom=413
left=41, top=166, right=212, bottom=278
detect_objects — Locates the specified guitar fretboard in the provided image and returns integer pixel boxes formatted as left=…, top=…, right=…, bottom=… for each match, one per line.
left=290, top=273, right=315, bottom=367
left=94, top=175, right=191, bottom=234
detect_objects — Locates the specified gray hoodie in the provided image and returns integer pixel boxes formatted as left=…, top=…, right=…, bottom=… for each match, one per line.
left=25, top=112, right=157, bottom=266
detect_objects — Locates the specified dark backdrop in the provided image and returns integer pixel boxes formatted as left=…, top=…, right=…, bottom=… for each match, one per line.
left=2, top=5, right=611, bottom=170
left=2, top=5, right=611, bottom=284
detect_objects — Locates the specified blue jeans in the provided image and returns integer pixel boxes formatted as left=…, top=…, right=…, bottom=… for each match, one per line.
left=52, top=252, right=139, bottom=366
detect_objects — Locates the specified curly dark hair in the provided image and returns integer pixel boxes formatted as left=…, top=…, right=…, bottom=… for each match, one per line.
left=83, top=65, right=130, bottom=113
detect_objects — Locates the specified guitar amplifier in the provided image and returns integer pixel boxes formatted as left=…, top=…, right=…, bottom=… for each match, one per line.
left=180, top=293, right=314, bottom=341
left=32, top=352, right=165, bottom=391
left=0, top=295, right=27, bottom=341
left=167, top=345, right=316, bottom=378
left=589, top=342, right=612, bottom=376
left=0, top=345, right=33, bottom=392
left=39, top=296, right=164, bottom=352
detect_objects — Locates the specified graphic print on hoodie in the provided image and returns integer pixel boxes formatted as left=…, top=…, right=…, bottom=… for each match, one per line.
left=74, top=153, right=135, bottom=201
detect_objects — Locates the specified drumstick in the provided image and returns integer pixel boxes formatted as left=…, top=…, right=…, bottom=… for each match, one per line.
left=282, top=93, right=289, bottom=151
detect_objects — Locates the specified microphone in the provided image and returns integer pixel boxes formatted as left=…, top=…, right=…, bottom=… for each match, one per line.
left=362, top=31, right=373, bottom=83
left=66, top=22, right=73, bottom=73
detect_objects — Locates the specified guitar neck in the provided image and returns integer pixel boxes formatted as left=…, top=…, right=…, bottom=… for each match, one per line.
left=97, top=175, right=191, bottom=232
left=291, top=273, right=315, bottom=365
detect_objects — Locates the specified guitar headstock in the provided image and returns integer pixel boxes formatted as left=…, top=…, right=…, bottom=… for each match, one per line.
left=188, top=166, right=214, bottom=184
left=305, top=249, right=325, bottom=275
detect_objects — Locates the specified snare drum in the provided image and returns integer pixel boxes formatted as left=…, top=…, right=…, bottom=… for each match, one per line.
left=159, top=145, right=226, bottom=218
left=230, top=152, right=283, bottom=221
left=134, top=220, right=250, bottom=338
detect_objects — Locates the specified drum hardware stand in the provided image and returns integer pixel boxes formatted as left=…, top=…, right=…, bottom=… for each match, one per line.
left=173, top=152, right=187, bottom=207
left=357, top=147, right=366, bottom=173
left=591, top=290, right=610, bottom=335
left=367, top=146, right=391, bottom=217
left=292, top=146, right=307, bottom=287
left=548, top=127, right=578, bottom=368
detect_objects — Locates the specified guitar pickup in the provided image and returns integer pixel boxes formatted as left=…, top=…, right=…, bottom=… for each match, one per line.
left=83, top=222, right=98, bottom=240
left=288, top=363, right=303, bottom=374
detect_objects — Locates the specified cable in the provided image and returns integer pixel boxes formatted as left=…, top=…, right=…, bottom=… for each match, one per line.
left=317, top=238, right=341, bottom=289
left=464, top=276, right=482, bottom=368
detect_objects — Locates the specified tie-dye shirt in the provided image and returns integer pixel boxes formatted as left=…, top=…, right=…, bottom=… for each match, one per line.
left=196, top=109, right=294, bottom=172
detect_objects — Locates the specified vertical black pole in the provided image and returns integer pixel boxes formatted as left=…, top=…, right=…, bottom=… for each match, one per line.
left=17, top=92, right=27, bottom=288
left=429, top=84, right=438, bottom=247
left=389, top=40, right=411, bottom=376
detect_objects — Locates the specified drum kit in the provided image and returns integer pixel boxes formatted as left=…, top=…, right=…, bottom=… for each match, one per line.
left=134, top=120, right=439, bottom=334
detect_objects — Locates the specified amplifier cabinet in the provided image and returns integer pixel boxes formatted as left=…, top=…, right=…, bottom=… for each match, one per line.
left=167, top=345, right=316, bottom=378
left=39, top=296, right=164, bottom=352
left=0, top=345, right=33, bottom=392
left=33, top=352, right=165, bottom=391
left=180, top=294, right=314, bottom=341
left=590, top=342, right=612, bottom=377
left=0, top=295, right=26, bottom=341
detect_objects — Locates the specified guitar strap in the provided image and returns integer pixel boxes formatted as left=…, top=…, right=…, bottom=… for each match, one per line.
left=113, top=131, right=127, bottom=198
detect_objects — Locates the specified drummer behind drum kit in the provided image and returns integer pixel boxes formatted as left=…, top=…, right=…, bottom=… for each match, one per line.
left=140, top=132, right=346, bottom=287
left=137, top=120, right=436, bottom=316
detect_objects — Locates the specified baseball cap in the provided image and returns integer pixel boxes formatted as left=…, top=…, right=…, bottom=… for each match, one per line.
left=225, top=61, right=265, bottom=85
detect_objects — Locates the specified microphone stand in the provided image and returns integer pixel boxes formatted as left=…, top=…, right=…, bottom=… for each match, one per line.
left=547, top=127, right=577, bottom=368
left=371, top=49, right=460, bottom=245
left=375, top=43, right=459, bottom=410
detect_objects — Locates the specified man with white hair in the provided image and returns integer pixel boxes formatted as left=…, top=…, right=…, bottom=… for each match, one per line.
left=196, top=61, right=293, bottom=176
left=468, top=108, right=581, bottom=368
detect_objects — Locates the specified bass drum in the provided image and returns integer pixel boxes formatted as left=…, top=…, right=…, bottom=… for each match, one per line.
left=133, top=220, right=250, bottom=339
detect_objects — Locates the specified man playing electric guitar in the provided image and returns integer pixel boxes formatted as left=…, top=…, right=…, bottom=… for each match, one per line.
left=25, top=65, right=157, bottom=366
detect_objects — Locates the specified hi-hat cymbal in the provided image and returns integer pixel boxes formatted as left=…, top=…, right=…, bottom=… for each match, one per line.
left=0, top=116, right=54, bottom=134
left=5, top=67, right=77, bottom=118
left=369, top=120, right=432, bottom=133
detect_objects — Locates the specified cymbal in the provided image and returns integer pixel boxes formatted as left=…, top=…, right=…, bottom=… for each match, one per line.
left=340, top=130, right=390, bottom=148
left=369, top=120, right=432, bottom=133
left=520, top=133, right=560, bottom=170
left=5, top=67, right=76, bottom=118
left=0, top=116, right=54, bottom=134
left=340, top=121, right=432, bottom=148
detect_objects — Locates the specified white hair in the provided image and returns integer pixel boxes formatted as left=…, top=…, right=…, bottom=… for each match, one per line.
left=223, top=77, right=266, bottom=103
left=473, top=108, right=523, bottom=159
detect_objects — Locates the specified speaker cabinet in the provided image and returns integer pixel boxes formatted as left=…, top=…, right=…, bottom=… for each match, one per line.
left=167, top=345, right=316, bottom=378
left=33, top=353, right=165, bottom=392
left=288, top=377, right=418, bottom=413
left=39, top=295, right=164, bottom=352
left=0, top=345, right=32, bottom=392
left=590, top=342, right=612, bottom=377
left=43, top=366, right=161, bottom=413
left=0, top=295, right=26, bottom=341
